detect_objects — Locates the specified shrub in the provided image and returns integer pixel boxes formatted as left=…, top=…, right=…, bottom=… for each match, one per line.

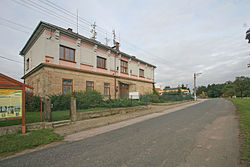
left=102, top=98, right=146, bottom=108
left=50, top=93, right=71, bottom=111
left=25, top=92, right=41, bottom=112
left=76, top=90, right=104, bottom=109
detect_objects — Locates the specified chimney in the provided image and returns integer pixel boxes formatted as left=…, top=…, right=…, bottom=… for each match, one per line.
left=67, top=28, right=73, bottom=32
left=115, top=42, right=119, bottom=51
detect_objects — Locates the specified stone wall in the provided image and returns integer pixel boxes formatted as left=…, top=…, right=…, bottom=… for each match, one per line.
left=0, top=122, right=53, bottom=136
left=76, top=105, right=150, bottom=121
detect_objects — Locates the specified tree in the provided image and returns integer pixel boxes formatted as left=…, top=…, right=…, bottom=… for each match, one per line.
left=163, top=86, right=170, bottom=90
left=234, top=76, right=250, bottom=98
left=222, top=82, right=235, bottom=97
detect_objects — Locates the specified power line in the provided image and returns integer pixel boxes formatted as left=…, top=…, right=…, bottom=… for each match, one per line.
left=0, top=55, right=23, bottom=64
left=12, top=0, right=90, bottom=34
left=0, top=17, right=33, bottom=30
left=11, top=0, right=163, bottom=64
left=0, top=23, right=30, bottom=34
left=38, top=0, right=113, bottom=37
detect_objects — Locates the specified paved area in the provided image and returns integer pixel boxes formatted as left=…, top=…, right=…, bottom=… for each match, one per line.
left=0, top=99, right=240, bottom=167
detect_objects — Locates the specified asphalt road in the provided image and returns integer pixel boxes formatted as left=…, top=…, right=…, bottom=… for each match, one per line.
left=0, top=99, right=239, bottom=167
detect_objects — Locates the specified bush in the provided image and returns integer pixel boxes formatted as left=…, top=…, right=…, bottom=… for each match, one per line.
left=25, top=92, right=41, bottom=112
left=101, top=98, right=146, bottom=108
left=50, top=93, right=71, bottom=111
left=76, top=90, right=104, bottom=109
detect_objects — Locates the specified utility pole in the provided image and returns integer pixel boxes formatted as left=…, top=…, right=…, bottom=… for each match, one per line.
left=194, top=73, right=202, bottom=101
left=246, top=28, right=250, bottom=67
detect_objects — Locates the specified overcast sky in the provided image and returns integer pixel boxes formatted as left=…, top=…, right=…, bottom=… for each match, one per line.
left=0, top=0, right=250, bottom=90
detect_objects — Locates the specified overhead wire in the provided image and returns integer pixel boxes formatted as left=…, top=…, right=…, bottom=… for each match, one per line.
left=0, top=55, right=23, bottom=64
left=11, top=0, right=164, bottom=64
left=0, top=23, right=30, bottom=34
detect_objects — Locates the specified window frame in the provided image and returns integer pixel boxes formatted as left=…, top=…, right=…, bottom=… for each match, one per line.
left=62, top=79, right=73, bottom=93
left=86, top=81, right=94, bottom=91
left=139, top=69, right=144, bottom=78
left=120, top=60, right=128, bottom=74
left=59, top=45, right=75, bottom=62
left=97, top=56, right=106, bottom=69
left=104, top=83, right=110, bottom=97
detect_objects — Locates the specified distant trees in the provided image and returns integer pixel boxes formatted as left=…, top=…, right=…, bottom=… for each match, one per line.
left=197, top=76, right=250, bottom=98
left=234, top=76, right=250, bottom=98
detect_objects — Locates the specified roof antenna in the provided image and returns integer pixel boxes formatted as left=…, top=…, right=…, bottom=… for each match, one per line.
left=112, top=29, right=116, bottom=45
left=104, top=32, right=110, bottom=46
left=76, top=9, right=79, bottom=34
left=90, top=22, right=97, bottom=40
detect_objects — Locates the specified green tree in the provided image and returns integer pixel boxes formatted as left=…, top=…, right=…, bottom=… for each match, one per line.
left=222, top=81, right=235, bottom=97
left=234, top=76, right=250, bottom=98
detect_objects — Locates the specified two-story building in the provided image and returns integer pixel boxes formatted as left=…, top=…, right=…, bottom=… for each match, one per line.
left=20, top=21, right=156, bottom=98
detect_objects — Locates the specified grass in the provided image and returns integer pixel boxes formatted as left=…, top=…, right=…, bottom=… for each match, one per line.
left=0, top=129, right=63, bottom=158
left=0, top=111, right=69, bottom=127
left=228, top=98, right=250, bottom=163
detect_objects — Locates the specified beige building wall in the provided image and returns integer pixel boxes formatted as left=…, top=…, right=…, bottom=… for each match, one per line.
left=25, top=66, right=153, bottom=98
left=24, top=29, right=154, bottom=81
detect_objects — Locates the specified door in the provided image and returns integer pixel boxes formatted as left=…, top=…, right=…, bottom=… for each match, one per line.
left=120, top=83, right=129, bottom=98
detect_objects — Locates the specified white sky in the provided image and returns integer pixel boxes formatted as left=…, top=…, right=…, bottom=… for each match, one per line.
left=0, top=0, right=250, bottom=90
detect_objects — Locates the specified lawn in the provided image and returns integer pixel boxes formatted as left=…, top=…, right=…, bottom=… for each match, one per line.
left=0, top=107, right=112, bottom=127
left=0, top=111, right=70, bottom=127
left=229, top=98, right=250, bottom=163
left=0, top=129, right=63, bottom=158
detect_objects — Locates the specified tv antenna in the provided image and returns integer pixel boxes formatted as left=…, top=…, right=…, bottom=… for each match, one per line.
left=112, top=29, right=116, bottom=45
left=90, top=22, right=97, bottom=40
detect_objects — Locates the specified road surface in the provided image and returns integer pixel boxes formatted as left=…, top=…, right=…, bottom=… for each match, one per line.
left=0, top=99, right=239, bottom=167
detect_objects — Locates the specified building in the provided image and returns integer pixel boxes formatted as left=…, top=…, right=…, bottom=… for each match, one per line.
left=20, top=22, right=156, bottom=98
left=163, top=88, right=190, bottom=94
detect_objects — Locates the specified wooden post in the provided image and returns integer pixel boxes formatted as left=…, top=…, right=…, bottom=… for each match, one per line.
left=22, top=86, right=26, bottom=134
left=41, top=101, right=43, bottom=122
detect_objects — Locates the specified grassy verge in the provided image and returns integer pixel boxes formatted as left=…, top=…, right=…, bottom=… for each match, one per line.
left=0, top=111, right=69, bottom=127
left=0, top=129, right=63, bottom=158
left=228, top=98, right=250, bottom=163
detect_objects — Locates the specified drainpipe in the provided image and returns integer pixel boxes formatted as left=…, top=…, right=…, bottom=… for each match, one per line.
left=114, top=42, right=120, bottom=99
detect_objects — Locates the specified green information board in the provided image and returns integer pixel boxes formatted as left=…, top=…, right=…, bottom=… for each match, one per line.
left=0, top=89, right=22, bottom=119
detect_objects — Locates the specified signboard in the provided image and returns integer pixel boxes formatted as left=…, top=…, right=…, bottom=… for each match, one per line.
left=0, top=89, right=22, bottom=119
left=129, top=92, right=140, bottom=99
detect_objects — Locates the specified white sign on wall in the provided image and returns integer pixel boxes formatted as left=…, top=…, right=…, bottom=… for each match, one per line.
left=129, top=92, right=140, bottom=99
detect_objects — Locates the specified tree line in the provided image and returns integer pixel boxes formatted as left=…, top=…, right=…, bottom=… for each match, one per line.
left=197, top=76, right=250, bottom=98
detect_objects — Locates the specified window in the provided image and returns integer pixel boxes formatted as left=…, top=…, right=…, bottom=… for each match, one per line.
left=120, top=60, right=128, bottom=73
left=26, top=58, right=29, bottom=70
left=97, top=56, right=106, bottom=69
left=139, top=69, right=144, bottom=77
left=62, top=79, right=73, bottom=93
left=86, top=81, right=94, bottom=91
left=59, top=45, right=75, bottom=62
left=104, top=83, right=110, bottom=96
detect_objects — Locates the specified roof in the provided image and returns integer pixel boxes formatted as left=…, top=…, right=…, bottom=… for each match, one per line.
left=0, top=73, right=33, bottom=89
left=155, top=88, right=162, bottom=91
left=20, top=21, right=156, bottom=68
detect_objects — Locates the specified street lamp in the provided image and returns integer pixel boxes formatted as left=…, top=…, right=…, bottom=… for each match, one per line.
left=194, top=72, right=202, bottom=101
